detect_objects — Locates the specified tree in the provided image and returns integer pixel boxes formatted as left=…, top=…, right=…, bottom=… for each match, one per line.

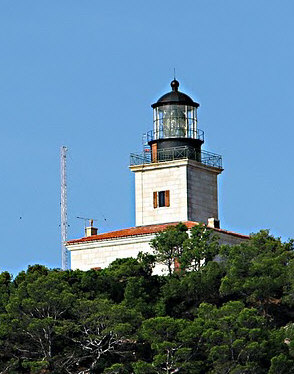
left=123, top=275, right=162, bottom=318
left=219, top=230, right=294, bottom=318
left=140, top=316, right=192, bottom=373
left=181, top=224, right=219, bottom=272
left=0, top=265, right=143, bottom=373
left=1, top=268, right=77, bottom=372
left=104, top=255, right=155, bottom=281
left=155, top=260, right=223, bottom=319
left=62, top=299, right=141, bottom=373
left=197, top=301, right=288, bottom=373
left=151, top=223, right=188, bottom=276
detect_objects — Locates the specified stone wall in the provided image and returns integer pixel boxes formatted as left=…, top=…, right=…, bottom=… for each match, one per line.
left=68, top=229, right=248, bottom=274
left=187, top=160, right=221, bottom=223
left=69, top=233, right=166, bottom=275
left=132, top=160, right=188, bottom=226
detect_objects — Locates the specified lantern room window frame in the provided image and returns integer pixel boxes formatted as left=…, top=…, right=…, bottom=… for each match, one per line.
left=153, top=104, right=198, bottom=140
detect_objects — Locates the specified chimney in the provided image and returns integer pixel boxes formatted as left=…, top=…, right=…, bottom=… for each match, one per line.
left=207, top=217, right=220, bottom=229
left=85, top=219, right=98, bottom=237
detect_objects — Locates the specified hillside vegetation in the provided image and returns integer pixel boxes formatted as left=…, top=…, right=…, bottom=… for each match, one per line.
left=1, top=225, right=294, bottom=373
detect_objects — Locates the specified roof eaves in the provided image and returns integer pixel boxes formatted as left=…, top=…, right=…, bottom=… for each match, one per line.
left=66, top=221, right=249, bottom=245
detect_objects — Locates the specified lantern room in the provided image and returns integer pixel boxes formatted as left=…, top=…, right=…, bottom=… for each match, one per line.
left=130, top=79, right=222, bottom=169
left=147, top=79, right=204, bottom=162
left=151, top=79, right=200, bottom=141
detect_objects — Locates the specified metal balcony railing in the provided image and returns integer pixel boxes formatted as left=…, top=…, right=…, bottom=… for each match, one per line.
left=130, top=146, right=222, bottom=169
left=146, top=128, right=204, bottom=142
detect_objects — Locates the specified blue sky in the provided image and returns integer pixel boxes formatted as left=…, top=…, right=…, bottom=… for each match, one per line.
left=1, top=1, right=294, bottom=276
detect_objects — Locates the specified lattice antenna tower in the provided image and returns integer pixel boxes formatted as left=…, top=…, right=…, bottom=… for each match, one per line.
left=60, top=146, right=69, bottom=270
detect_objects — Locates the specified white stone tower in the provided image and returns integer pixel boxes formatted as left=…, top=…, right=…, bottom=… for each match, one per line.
left=130, top=79, right=223, bottom=227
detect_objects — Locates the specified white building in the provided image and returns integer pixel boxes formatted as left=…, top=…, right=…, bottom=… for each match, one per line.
left=66, top=79, right=248, bottom=271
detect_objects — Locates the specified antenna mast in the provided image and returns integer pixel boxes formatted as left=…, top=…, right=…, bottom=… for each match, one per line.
left=60, top=146, right=69, bottom=270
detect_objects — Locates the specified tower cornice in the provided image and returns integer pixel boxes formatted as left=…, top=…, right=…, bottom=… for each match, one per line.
left=129, top=158, right=223, bottom=174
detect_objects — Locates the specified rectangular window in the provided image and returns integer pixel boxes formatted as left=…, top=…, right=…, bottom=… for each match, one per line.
left=153, top=190, right=170, bottom=208
left=158, top=191, right=165, bottom=207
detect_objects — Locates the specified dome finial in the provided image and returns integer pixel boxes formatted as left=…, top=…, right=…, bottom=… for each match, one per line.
left=171, top=78, right=179, bottom=92
left=171, top=68, right=179, bottom=91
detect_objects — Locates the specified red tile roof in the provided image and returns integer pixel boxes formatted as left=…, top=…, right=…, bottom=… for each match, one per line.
left=66, top=221, right=249, bottom=245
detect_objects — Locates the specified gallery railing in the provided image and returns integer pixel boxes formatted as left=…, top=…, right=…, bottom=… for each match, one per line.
left=130, top=146, right=222, bottom=169
left=146, top=127, right=204, bottom=142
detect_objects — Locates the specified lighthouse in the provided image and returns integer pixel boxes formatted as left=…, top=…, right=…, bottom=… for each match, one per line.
left=130, top=79, right=223, bottom=228
left=66, top=79, right=248, bottom=272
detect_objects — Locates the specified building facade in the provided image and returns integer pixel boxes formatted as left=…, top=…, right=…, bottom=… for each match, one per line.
left=67, top=80, right=248, bottom=272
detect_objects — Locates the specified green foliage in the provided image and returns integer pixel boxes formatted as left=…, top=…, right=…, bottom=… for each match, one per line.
left=140, top=316, right=192, bottom=373
left=132, top=360, right=157, bottom=373
left=181, top=224, right=219, bottom=271
left=219, top=230, right=294, bottom=318
left=155, top=260, right=223, bottom=318
left=151, top=222, right=189, bottom=275
left=268, top=354, right=294, bottom=373
left=0, top=228, right=293, bottom=373
left=197, top=301, right=278, bottom=373
left=0, top=271, right=11, bottom=313
left=123, top=276, right=162, bottom=318
left=22, top=360, right=49, bottom=374
left=103, top=363, right=129, bottom=373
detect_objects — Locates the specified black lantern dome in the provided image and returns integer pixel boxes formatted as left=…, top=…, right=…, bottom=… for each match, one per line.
left=152, top=79, right=199, bottom=108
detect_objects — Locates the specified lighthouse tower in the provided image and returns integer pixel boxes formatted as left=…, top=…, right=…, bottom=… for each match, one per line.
left=130, top=79, right=223, bottom=227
